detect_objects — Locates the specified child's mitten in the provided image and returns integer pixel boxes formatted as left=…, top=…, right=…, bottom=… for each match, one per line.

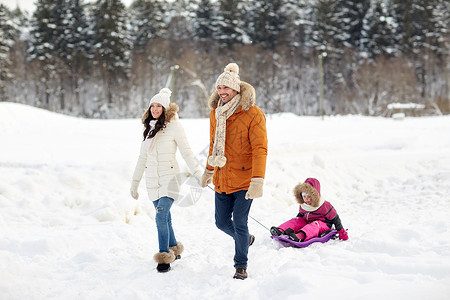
left=338, top=228, right=348, bottom=240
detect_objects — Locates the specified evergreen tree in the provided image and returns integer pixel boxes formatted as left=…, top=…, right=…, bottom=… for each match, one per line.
left=392, top=0, right=448, bottom=98
left=56, top=0, right=91, bottom=70
left=130, top=0, right=167, bottom=52
left=165, top=0, right=194, bottom=42
left=311, top=0, right=370, bottom=55
left=10, top=5, right=29, bottom=28
left=310, top=0, right=342, bottom=56
left=28, top=0, right=64, bottom=107
left=58, top=0, right=91, bottom=109
left=360, top=0, right=400, bottom=59
left=91, top=0, right=131, bottom=104
left=282, top=0, right=313, bottom=50
left=194, top=0, right=215, bottom=42
left=28, top=0, right=60, bottom=63
left=249, top=0, right=288, bottom=49
left=28, top=0, right=91, bottom=110
left=392, top=0, right=447, bottom=56
left=335, top=0, right=370, bottom=49
left=215, top=0, right=245, bottom=48
left=311, top=0, right=368, bottom=53
left=0, top=4, right=18, bottom=100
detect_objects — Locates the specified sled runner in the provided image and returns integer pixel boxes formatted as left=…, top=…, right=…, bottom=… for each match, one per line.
left=271, top=229, right=337, bottom=248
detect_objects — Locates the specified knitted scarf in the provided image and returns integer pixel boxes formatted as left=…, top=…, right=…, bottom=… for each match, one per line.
left=208, top=94, right=241, bottom=167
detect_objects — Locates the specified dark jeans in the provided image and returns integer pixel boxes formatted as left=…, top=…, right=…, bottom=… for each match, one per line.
left=215, top=190, right=253, bottom=269
left=153, top=196, right=177, bottom=253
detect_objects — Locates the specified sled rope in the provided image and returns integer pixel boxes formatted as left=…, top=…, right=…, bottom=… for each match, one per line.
left=206, top=185, right=270, bottom=231
left=249, top=215, right=270, bottom=231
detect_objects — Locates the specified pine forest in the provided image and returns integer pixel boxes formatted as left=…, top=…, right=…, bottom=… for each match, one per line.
left=0, top=0, right=449, bottom=118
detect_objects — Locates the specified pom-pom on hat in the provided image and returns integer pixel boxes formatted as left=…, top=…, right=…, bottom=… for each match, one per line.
left=149, top=88, right=172, bottom=109
left=215, top=63, right=241, bottom=92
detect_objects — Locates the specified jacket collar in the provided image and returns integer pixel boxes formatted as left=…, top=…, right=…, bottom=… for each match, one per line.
left=294, top=182, right=322, bottom=207
left=165, top=103, right=179, bottom=122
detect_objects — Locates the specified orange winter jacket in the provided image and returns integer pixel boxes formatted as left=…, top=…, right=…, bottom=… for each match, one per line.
left=206, top=81, right=268, bottom=194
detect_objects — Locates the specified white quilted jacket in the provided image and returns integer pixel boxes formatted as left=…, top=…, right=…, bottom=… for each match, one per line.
left=132, top=111, right=202, bottom=202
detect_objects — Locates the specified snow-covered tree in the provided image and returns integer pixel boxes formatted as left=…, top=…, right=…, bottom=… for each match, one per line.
left=194, top=0, right=215, bottom=42
left=248, top=0, right=288, bottom=49
left=57, top=0, right=91, bottom=109
left=28, top=0, right=62, bottom=62
left=214, top=0, right=246, bottom=47
left=164, top=0, right=194, bottom=42
left=91, top=0, right=131, bottom=104
left=28, top=0, right=65, bottom=107
left=335, top=0, right=370, bottom=49
left=281, top=0, right=314, bottom=50
left=310, top=0, right=342, bottom=56
left=392, top=0, right=447, bottom=56
left=0, top=4, right=18, bottom=100
left=392, top=0, right=448, bottom=99
left=130, top=0, right=167, bottom=52
left=56, top=0, right=90, bottom=69
left=360, top=0, right=400, bottom=59
left=1, top=0, right=449, bottom=117
left=28, top=0, right=91, bottom=110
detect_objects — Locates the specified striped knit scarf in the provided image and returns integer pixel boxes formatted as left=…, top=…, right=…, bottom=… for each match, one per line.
left=208, top=95, right=241, bottom=167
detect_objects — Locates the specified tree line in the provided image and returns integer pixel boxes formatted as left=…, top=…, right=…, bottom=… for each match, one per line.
left=0, top=0, right=449, bottom=118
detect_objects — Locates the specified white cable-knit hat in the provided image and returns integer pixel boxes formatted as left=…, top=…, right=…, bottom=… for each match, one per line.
left=149, top=88, right=171, bottom=109
left=215, top=63, right=241, bottom=92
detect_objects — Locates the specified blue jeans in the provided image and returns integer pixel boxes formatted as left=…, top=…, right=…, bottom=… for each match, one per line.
left=215, top=190, right=253, bottom=269
left=153, top=196, right=177, bottom=253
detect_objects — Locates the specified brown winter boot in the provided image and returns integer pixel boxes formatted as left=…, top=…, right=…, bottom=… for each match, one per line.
left=233, top=268, right=248, bottom=280
left=169, top=242, right=184, bottom=260
left=154, top=250, right=176, bottom=273
left=249, top=234, right=255, bottom=246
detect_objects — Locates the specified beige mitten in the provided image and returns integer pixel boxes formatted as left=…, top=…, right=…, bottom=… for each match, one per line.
left=245, top=178, right=264, bottom=199
left=201, top=169, right=214, bottom=187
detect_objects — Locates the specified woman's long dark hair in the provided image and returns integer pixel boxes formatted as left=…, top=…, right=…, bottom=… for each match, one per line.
left=142, top=108, right=166, bottom=140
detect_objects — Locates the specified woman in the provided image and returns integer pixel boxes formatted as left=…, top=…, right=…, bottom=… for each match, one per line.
left=130, top=88, right=203, bottom=273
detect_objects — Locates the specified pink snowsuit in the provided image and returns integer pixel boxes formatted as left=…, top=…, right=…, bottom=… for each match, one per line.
left=278, top=178, right=344, bottom=241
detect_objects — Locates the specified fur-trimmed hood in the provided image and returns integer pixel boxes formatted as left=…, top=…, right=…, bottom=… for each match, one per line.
left=294, top=178, right=322, bottom=208
left=207, top=81, right=256, bottom=111
left=164, top=102, right=179, bottom=122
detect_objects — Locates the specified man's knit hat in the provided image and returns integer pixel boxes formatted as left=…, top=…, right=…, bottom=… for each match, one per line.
left=149, top=88, right=171, bottom=109
left=215, top=63, right=241, bottom=92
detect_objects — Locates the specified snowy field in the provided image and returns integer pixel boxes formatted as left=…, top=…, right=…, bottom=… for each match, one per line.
left=1, top=102, right=449, bottom=300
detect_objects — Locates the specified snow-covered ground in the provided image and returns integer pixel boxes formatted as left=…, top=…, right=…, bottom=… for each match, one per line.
left=1, top=102, right=449, bottom=300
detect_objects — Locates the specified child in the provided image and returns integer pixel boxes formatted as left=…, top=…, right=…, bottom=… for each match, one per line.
left=270, top=178, right=348, bottom=242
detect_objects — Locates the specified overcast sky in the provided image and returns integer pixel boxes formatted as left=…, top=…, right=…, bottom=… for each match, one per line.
left=0, top=0, right=133, bottom=13
left=0, top=0, right=34, bottom=12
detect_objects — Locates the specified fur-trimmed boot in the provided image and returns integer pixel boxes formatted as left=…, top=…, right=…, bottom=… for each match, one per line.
left=154, top=250, right=176, bottom=273
left=169, top=242, right=184, bottom=260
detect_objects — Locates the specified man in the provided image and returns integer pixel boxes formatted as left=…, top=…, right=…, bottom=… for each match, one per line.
left=201, top=62, right=268, bottom=280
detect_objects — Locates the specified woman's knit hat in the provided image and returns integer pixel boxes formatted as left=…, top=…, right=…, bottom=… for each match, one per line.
left=215, top=63, right=241, bottom=92
left=149, top=88, right=171, bottom=109
left=294, top=178, right=322, bottom=207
